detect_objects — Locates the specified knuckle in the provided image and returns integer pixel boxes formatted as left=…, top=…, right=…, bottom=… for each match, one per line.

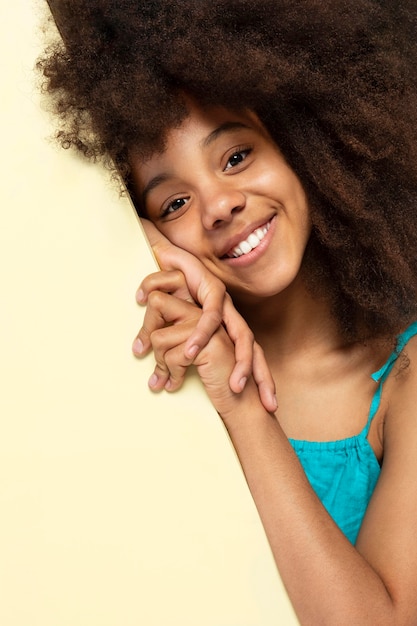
left=149, top=329, right=165, bottom=351
left=247, top=329, right=255, bottom=343
left=147, top=290, right=164, bottom=308
left=167, top=373, right=181, bottom=388
left=212, top=310, right=223, bottom=326
left=153, top=351, right=169, bottom=371
left=203, top=309, right=222, bottom=330
left=140, top=271, right=161, bottom=291
left=154, top=365, right=169, bottom=379
left=139, top=325, right=151, bottom=341
left=172, top=269, right=186, bottom=284
left=164, top=352, right=181, bottom=371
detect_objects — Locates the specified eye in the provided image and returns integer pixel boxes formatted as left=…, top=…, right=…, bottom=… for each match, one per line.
left=224, top=147, right=252, bottom=171
left=161, top=196, right=189, bottom=219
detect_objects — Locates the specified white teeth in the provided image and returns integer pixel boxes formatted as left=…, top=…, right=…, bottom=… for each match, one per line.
left=247, top=233, right=260, bottom=247
left=228, top=222, right=270, bottom=258
left=240, top=241, right=252, bottom=254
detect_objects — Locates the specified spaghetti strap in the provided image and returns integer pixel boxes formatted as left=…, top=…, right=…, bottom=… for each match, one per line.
left=363, top=320, right=417, bottom=437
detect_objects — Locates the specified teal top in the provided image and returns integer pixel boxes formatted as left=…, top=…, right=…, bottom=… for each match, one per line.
left=289, top=321, right=417, bottom=545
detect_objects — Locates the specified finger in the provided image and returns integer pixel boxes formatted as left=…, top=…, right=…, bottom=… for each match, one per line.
left=141, top=290, right=198, bottom=348
left=148, top=363, right=170, bottom=392
left=137, top=270, right=194, bottom=304
left=183, top=273, right=226, bottom=358
left=140, top=218, right=174, bottom=264
left=149, top=321, right=200, bottom=392
left=132, top=290, right=168, bottom=356
left=148, top=357, right=187, bottom=393
left=150, top=319, right=197, bottom=360
left=134, top=270, right=194, bottom=355
left=220, top=294, right=255, bottom=391
left=141, top=220, right=226, bottom=358
left=139, top=291, right=202, bottom=388
left=163, top=344, right=190, bottom=392
left=184, top=307, right=224, bottom=359
left=227, top=329, right=255, bottom=394
left=252, top=342, right=278, bottom=413
left=132, top=331, right=153, bottom=357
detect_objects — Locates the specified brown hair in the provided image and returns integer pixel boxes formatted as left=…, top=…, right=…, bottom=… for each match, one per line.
left=38, top=0, right=417, bottom=341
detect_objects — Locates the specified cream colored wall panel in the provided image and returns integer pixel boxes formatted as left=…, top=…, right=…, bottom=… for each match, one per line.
left=0, top=2, right=298, bottom=624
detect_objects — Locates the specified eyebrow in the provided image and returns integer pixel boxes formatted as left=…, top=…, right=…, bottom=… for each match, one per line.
left=202, top=121, right=252, bottom=148
left=141, top=173, right=171, bottom=207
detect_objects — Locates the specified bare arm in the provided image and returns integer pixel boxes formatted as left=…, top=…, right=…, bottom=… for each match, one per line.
left=226, top=371, right=417, bottom=625
left=143, top=288, right=417, bottom=625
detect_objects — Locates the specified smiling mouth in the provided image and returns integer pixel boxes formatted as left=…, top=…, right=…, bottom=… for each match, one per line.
left=224, top=221, right=271, bottom=258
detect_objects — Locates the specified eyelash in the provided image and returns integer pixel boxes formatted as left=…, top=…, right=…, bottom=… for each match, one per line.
left=161, top=197, right=189, bottom=218
left=224, top=146, right=253, bottom=171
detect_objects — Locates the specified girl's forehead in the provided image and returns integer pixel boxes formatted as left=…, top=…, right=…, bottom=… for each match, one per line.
left=135, top=102, right=267, bottom=166
left=172, top=101, right=263, bottom=138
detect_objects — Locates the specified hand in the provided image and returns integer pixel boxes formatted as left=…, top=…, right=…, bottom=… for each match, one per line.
left=138, top=286, right=203, bottom=392
left=134, top=270, right=276, bottom=406
left=133, top=270, right=200, bottom=392
left=140, top=218, right=228, bottom=358
left=135, top=285, right=262, bottom=419
left=135, top=220, right=277, bottom=410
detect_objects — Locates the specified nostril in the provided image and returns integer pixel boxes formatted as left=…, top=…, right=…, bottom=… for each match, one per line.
left=209, top=203, right=244, bottom=229
left=202, top=191, right=246, bottom=229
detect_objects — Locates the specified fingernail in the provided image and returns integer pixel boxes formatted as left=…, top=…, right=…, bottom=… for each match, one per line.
left=165, top=379, right=173, bottom=391
left=272, top=394, right=278, bottom=410
left=148, top=373, right=159, bottom=388
left=186, top=344, right=199, bottom=359
left=132, top=338, right=144, bottom=355
left=136, top=289, right=145, bottom=303
left=239, top=377, right=247, bottom=391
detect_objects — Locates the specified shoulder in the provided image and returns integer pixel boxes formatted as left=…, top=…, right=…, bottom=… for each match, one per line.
left=383, top=333, right=417, bottom=445
left=372, top=332, right=417, bottom=510
left=386, top=331, right=417, bottom=412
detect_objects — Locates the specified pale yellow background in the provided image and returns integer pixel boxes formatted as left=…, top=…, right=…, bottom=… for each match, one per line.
left=0, top=2, right=298, bottom=624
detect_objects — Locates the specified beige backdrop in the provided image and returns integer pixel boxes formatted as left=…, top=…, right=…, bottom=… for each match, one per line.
left=0, top=2, right=298, bottom=624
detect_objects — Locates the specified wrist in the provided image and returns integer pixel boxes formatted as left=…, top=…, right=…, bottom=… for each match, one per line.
left=215, top=377, right=271, bottom=428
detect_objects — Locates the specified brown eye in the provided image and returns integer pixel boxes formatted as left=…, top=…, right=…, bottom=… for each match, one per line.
left=224, top=148, right=252, bottom=171
left=161, top=197, right=189, bottom=218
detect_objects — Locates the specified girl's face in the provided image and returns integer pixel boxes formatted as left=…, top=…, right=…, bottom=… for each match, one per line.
left=130, top=101, right=311, bottom=304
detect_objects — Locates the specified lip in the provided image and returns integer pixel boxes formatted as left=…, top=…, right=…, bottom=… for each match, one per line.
left=220, top=215, right=276, bottom=266
left=219, top=216, right=275, bottom=258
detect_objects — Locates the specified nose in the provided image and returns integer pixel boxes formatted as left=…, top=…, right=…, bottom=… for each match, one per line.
left=200, top=182, right=246, bottom=230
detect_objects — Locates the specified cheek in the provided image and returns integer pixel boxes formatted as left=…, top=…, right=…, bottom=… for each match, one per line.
left=253, top=158, right=302, bottom=201
left=158, top=221, right=203, bottom=257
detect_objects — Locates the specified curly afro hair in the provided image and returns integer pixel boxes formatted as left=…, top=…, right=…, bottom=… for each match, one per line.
left=38, top=0, right=417, bottom=342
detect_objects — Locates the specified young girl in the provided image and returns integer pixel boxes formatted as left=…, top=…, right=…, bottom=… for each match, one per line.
left=40, top=1, right=417, bottom=622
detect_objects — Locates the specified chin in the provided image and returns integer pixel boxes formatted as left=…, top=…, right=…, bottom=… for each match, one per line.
left=227, top=270, right=302, bottom=305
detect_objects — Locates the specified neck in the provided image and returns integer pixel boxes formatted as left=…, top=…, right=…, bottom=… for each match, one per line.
left=232, top=277, right=343, bottom=357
